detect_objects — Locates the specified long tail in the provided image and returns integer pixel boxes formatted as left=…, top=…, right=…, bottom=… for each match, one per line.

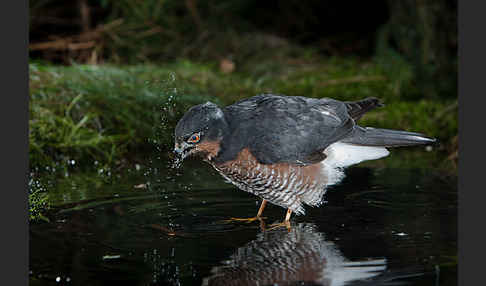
left=341, top=126, right=436, bottom=147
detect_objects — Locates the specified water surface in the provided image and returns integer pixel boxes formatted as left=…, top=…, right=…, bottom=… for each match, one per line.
left=30, top=150, right=457, bottom=285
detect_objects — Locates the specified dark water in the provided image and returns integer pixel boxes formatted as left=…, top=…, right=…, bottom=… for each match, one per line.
left=30, top=151, right=457, bottom=286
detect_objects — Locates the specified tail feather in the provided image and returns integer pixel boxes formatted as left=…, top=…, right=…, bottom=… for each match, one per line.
left=342, top=126, right=436, bottom=147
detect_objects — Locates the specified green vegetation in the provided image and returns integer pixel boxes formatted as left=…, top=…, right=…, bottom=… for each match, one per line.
left=29, top=56, right=457, bottom=220
left=30, top=56, right=457, bottom=170
left=29, top=190, right=49, bottom=222
left=29, top=62, right=217, bottom=169
left=28, top=173, right=51, bottom=222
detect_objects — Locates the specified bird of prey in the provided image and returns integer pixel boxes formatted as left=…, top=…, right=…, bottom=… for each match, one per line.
left=174, top=94, right=435, bottom=227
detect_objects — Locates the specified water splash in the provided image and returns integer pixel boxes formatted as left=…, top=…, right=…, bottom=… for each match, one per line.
left=144, top=71, right=187, bottom=190
left=171, top=155, right=183, bottom=169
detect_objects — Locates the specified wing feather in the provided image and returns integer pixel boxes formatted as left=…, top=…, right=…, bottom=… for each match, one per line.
left=344, top=97, right=383, bottom=121
left=220, top=94, right=355, bottom=165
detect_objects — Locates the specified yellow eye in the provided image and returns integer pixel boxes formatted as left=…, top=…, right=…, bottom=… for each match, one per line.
left=188, top=134, right=200, bottom=143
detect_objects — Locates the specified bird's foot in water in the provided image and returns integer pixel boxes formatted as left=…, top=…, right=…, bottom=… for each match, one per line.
left=219, top=216, right=267, bottom=231
left=266, top=220, right=292, bottom=232
left=265, top=208, right=292, bottom=231
left=221, top=216, right=266, bottom=223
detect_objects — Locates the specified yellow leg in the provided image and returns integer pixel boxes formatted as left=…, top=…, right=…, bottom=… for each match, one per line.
left=267, top=209, right=292, bottom=232
left=284, top=208, right=292, bottom=222
left=257, top=199, right=267, bottom=217
left=223, top=199, right=267, bottom=223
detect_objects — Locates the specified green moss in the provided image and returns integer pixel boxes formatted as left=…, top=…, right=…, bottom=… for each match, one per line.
left=29, top=191, right=50, bottom=222
left=28, top=174, right=51, bottom=222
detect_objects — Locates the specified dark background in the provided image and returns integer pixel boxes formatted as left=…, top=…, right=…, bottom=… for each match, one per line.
left=30, top=0, right=457, bottom=98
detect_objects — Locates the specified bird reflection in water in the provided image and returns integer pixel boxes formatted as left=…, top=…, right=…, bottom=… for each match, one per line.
left=202, top=223, right=386, bottom=286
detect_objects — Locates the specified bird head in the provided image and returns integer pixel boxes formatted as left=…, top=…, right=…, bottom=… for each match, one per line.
left=173, top=102, right=228, bottom=164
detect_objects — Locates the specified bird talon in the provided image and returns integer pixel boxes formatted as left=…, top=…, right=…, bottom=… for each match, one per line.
left=222, top=216, right=265, bottom=223
left=267, top=220, right=291, bottom=232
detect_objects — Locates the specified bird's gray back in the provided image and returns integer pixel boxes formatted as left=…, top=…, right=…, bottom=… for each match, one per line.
left=216, top=94, right=355, bottom=165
